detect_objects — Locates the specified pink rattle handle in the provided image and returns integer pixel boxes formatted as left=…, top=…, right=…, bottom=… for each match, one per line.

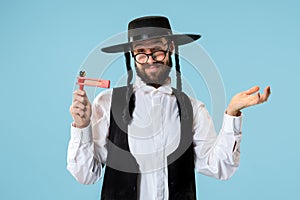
left=77, top=71, right=110, bottom=90
left=78, top=77, right=85, bottom=90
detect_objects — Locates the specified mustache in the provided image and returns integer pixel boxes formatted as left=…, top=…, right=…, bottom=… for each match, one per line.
left=141, top=62, right=165, bottom=68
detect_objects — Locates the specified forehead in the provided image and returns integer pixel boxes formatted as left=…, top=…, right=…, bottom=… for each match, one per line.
left=132, top=37, right=168, bottom=50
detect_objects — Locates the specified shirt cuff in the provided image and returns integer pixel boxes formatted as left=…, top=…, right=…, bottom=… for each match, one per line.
left=222, top=112, right=243, bottom=135
left=70, top=122, right=93, bottom=144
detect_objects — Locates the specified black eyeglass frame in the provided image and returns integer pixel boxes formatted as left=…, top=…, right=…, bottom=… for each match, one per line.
left=131, top=42, right=170, bottom=64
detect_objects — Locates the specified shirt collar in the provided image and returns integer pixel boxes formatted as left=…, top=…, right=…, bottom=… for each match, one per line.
left=133, top=76, right=173, bottom=95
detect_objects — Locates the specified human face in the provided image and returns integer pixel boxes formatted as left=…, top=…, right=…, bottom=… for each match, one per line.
left=132, top=38, right=174, bottom=85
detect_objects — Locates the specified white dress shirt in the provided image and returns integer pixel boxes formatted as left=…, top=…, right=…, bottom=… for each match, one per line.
left=67, top=77, right=242, bottom=200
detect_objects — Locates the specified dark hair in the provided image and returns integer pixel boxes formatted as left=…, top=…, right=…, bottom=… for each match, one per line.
left=122, top=52, right=135, bottom=125
left=174, top=44, right=182, bottom=92
left=174, top=44, right=188, bottom=119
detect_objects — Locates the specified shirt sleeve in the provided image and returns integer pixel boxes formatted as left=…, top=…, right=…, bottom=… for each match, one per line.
left=191, top=99, right=242, bottom=180
left=66, top=89, right=112, bottom=184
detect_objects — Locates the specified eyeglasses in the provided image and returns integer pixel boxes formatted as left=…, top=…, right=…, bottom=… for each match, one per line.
left=132, top=43, right=169, bottom=64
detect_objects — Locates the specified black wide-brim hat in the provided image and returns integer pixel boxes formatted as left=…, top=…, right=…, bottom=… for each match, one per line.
left=101, top=16, right=201, bottom=53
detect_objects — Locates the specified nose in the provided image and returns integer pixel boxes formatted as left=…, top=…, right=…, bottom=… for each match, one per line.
left=147, top=54, right=155, bottom=64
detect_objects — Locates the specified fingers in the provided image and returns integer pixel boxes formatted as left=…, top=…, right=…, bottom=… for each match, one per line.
left=244, top=92, right=260, bottom=107
left=229, top=85, right=271, bottom=112
left=259, top=86, right=271, bottom=103
left=72, top=90, right=91, bottom=110
left=245, top=86, right=260, bottom=95
left=70, top=90, right=92, bottom=125
left=73, top=95, right=86, bottom=105
left=70, top=104, right=85, bottom=117
left=73, top=100, right=87, bottom=110
left=72, top=107, right=86, bottom=118
left=73, top=90, right=89, bottom=105
left=252, top=92, right=261, bottom=105
left=265, top=86, right=271, bottom=98
left=247, top=85, right=271, bottom=105
left=73, top=89, right=86, bottom=96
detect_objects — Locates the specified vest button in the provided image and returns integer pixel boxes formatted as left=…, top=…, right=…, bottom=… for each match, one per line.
left=133, top=186, right=136, bottom=191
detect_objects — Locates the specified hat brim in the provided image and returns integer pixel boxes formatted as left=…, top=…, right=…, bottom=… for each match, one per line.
left=101, top=34, right=201, bottom=53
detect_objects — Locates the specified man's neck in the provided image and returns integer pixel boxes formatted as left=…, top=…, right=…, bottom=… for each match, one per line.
left=146, top=83, right=162, bottom=89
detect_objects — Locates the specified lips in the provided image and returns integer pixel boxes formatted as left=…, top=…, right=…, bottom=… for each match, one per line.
left=145, top=64, right=160, bottom=72
left=144, top=63, right=162, bottom=69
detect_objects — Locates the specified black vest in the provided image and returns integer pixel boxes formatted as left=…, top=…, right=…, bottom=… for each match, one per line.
left=101, top=86, right=196, bottom=200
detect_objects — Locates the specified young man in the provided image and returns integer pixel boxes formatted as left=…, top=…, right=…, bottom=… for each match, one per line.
left=68, top=16, right=271, bottom=200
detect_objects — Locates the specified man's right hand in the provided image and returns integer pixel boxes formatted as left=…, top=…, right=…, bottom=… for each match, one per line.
left=70, top=89, right=92, bottom=128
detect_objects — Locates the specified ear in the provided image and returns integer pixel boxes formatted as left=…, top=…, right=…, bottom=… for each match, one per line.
left=169, top=41, right=175, bottom=55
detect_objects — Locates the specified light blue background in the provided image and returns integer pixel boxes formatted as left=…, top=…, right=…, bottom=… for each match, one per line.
left=0, top=0, right=298, bottom=199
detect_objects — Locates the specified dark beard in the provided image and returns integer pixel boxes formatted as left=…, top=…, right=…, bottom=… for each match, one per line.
left=135, top=55, right=172, bottom=86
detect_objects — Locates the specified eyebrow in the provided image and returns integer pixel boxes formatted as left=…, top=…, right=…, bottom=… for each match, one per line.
left=133, top=40, right=164, bottom=49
